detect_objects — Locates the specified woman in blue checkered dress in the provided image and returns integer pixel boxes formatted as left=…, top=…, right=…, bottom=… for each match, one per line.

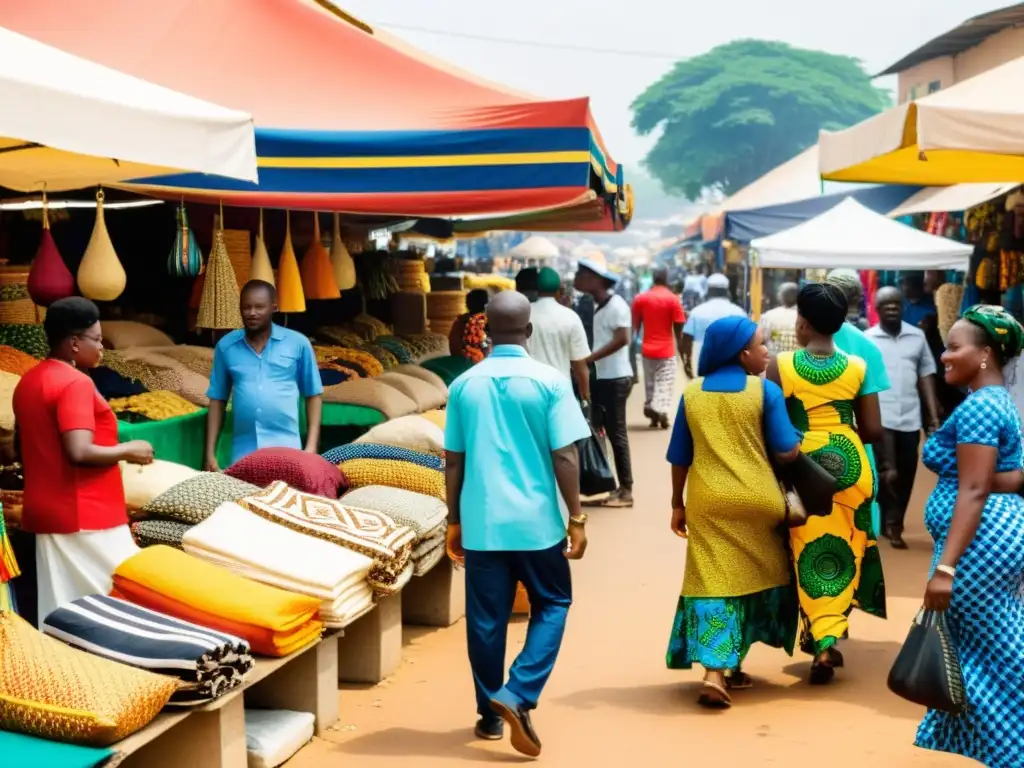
left=915, top=306, right=1024, bottom=768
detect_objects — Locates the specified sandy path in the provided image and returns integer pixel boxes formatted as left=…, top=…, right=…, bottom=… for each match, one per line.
left=288, top=379, right=962, bottom=767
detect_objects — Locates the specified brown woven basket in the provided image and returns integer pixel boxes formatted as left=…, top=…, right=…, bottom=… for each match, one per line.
left=426, top=291, right=467, bottom=320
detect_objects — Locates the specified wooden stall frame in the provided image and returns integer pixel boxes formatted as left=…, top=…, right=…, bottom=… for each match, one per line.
left=337, top=594, right=402, bottom=684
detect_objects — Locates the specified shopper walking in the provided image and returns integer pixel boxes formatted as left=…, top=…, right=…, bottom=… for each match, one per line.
left=681, top=274, right=745, bottom=379
left=633, top=266, right=685, bottom=428
left=759, top=282, right=800, bottom=355
left=866, top=287, right=941, bottom=548
left=666, top=316, right=800, bottom=708
left=449, top=289, right=490, bottom=364
left=915, top=305, right=1024, bottom=768
left=205, top=279, right=323, bottom=469
left=444, top=291, right=590, bottom=758
left=527, top=267, right=591, bottom=404
left=575, top=259, right=635, bottom=507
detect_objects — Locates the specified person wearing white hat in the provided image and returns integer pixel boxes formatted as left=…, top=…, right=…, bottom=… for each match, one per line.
left=575, top=259, right=634, bottom=507
left=681, top=274, right=745, bottom=379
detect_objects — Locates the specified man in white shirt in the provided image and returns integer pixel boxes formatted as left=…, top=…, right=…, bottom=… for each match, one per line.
left=682, top=269, right=707, bottom=311
left=527, top=268, right=591, bottom=404
left=759, top=282, right=800, bottom=355
left=681, top=273, right=745, bottom=378
left=575, top=259, right=634, bottom=507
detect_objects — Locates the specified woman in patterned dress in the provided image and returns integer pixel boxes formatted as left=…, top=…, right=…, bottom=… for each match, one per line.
left=666, top=316, right=801, bottom=708
left=448, top=290, right=490, bottom=364
left=915, top=306, right=1024, bottom=767
left=767, top=283, right=886, bottom=684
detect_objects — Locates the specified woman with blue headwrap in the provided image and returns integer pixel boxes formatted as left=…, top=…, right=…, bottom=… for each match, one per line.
left=666, top=315, right=801, bottom=709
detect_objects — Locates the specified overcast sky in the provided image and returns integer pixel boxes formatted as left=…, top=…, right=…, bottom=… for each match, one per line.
left=341, top=0, right=1009, bottom=170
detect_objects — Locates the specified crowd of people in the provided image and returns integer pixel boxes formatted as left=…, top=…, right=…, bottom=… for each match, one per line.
left=446, top=263, right=1024, bottom=766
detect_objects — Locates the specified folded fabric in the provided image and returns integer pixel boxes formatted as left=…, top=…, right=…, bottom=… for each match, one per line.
left=140, top=472, right=260, bottom=525
left=338, top=459, right=445, bottom=502
left=322, top=443, right=443, bottom=471
left=355, top=415, right=445, bottom=454
left=412, top=527, right=446, bottom=560
left=112, top=546, right=323, bottom=657
left=341, top=485, right=447, bottom=539
left=246, top=709, right=316, bottom=768
left=374, top=372, right=447, bottom=412
left=130, top=519, right=192, bottom=549
left=413, top=543, right=446, bottom=577
left=319, top=582, right=375, bottom=627
left=0, top=611, right=177, bottom=747
left=418, top=408, right=446, bottom=429
left=120, top=459, right=199, bottom=512
left=225, top=447, right=346, bottom=498
left=322, top=379, right=417, bottom=420
left=0, top=730, right=113, bottom=768
left=239, top=481, right=414, bottom=597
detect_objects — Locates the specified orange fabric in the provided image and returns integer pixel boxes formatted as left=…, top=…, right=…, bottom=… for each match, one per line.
left=300, top=214, right=340, bottom=300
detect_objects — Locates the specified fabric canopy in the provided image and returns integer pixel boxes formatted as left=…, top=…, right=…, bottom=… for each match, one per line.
left=0, top=0, right=626, bottom=226
left=751, top=197, right=973, bottom=270
left=887, top=183, right=1019, bottom=218
left=820, top=55, right=1024, bottom=185
left=0, top=25, right=256, bottom=191
left=725, top=184, right=921, bottom=242
left=508, top=236, right=559, bottom=260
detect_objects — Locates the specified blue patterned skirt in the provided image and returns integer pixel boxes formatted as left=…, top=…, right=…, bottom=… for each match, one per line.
left=915, top=481, right=1024, bottom=767
left=666, top=585, right=797, bottom=671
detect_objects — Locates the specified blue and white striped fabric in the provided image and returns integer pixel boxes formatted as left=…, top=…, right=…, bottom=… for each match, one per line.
left=322, top=442, right=444, bottom=470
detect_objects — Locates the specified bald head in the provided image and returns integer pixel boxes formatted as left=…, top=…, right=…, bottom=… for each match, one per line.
left=486, top=290, right=533, bottom=347
left=652, top=266, right=668, bottom=286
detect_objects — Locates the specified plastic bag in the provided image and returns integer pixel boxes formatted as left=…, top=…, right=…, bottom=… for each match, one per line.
left=578, top=428, right=616, bottom=497
left=887, top=609, right=965, bottom=714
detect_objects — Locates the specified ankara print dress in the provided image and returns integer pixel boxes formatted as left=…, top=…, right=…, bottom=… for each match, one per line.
left=777, top=349, right=887, bottom=655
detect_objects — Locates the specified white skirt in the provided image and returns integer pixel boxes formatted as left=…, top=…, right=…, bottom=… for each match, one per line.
left=35, top=525, right=139, bottom=626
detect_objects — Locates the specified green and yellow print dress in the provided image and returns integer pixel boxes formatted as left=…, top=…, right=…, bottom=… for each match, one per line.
left=777, top=349, right=887, bottom=655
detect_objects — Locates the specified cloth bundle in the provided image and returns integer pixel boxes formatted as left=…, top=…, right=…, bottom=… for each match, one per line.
left=355, top=414, right=445, bottom=454
left=321, top=443, right=444, bottom=471
left=112, top=546, right=323, bottom=657
left=42, top=594, right=253, bottom=707
left=225, top=447, right=347, bottom=498
left=130, top=519, right=192, bottom=549
left=338, top=458, right=445, bottom=501
left=342, top=486, right=447, bottom=577
left=240, top=481, right=415, bottom=597
left=183, top=502, right=375, bottom=628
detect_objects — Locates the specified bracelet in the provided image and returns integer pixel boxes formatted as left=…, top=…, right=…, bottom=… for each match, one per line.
left=569, top=513, right=588, bottom=527
left=935, top=564, right=956, bottom=579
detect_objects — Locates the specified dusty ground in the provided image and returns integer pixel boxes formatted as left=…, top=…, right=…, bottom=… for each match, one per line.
left=289, top=379, right=963, bottom=767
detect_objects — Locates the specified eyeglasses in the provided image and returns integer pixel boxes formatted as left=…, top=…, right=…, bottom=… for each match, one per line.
left=75, top=333, right=103, bottom=344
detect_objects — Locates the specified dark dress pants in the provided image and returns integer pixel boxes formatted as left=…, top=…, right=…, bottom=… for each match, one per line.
left=880, top=429, right=921, bottom=534
left=592, top=377, right=633, bottom=490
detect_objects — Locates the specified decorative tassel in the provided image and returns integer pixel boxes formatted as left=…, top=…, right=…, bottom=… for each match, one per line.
left=196, top=203, right=243, bottom=330
left=276, top=211, right=306, bottom=313
left=250, top=209, right=275, bottom=286
left=301, top=213, right=340, bottom=299
left=77, top=188, right=127, bottom=301
left=0, top=511, right=20, bottom=585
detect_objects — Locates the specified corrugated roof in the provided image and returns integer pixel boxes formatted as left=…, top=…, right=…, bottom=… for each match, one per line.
left=877, top=2, right=1024, bottom=76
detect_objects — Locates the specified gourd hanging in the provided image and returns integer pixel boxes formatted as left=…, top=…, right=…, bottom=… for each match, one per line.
left=77, top=189, right=126, bottom=301
left=26, top=193, right=75, bottom=306
left=276, top=211, right=306, bottom=314
left=300, top=213, right=340, bottom=300
left=167, top=203, right=204, bottom=277
left=249, top=209, right=275, bottom=286
left=330, top=213, right=357, bottom=291
left=196, top=207, right=243, bottom=331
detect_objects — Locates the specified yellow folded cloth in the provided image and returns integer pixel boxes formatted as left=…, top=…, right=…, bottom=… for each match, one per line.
left=338, top=458, right=445, bottom=501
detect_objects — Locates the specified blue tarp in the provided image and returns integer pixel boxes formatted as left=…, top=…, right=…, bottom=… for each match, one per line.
left=725, top=185, right=923, bottom=242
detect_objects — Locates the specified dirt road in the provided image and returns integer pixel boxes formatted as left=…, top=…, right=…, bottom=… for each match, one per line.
left=290, top=385, right=961, bottom=767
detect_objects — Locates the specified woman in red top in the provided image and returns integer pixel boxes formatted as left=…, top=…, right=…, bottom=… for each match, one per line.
left=13, top=297, right=153, bottom=624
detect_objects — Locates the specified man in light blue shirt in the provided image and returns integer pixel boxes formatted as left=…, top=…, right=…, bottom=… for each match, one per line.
left=681, top=273, right=745, bottom=378
left=445, top=291, right=590, bottom=757
left=204, top=280, right=323, bottom=469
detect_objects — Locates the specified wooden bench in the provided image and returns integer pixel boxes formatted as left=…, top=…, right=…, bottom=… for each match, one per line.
left=337, top=593, right=402, bottom=684
left=401, top=558, right=465, bottom=627
left=108, top=632, right=339, bottom=768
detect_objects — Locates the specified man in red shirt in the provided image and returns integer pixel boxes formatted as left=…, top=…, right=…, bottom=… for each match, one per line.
left=632, top=267, right=685, bottom=428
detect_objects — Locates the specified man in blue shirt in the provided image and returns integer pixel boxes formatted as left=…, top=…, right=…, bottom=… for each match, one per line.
left=445, top=290, right=590, bottom=758
left=204, top=280, right=323, bottom=470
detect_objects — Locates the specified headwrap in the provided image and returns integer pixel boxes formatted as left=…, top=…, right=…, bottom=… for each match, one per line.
left=698, top=315, right=757, bottom=377
left=962, top=304, right=1024, bottom=361
left=826, top=269, right=860, bottom=294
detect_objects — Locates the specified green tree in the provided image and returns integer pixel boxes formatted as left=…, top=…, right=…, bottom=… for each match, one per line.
left=631, top=40, right=891, bottom=200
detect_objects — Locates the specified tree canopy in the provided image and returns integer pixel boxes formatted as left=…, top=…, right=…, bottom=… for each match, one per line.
left=631, top=40, right=891, bottom=200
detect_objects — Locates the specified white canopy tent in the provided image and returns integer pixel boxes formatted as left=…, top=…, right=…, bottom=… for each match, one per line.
left=751, top=197, right=972, bottom=270
left=0, top=25, right=257, bottom=191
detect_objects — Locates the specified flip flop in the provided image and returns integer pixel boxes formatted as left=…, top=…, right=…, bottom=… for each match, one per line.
left=697, top=681, right=732, bottom=709
left=725, top=670, right=753, bottom=690
left=809, top=660, right=835, bottom=685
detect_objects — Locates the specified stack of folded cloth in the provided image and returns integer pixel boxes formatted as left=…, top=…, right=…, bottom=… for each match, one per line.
left=341, top=485, right=448, bottom=577
left=183, top=502, right=377, bottom=628
left=42, top=594, right=254, bottom=706
left=112, top=546, right=323, bottom=657
left=240, top=481, right=415, bottom=597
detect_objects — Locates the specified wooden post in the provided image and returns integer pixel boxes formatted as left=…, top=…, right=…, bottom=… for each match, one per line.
left=246, top=634, right=340, bottom=736
left=401, top=559, right=465, bottom=627
left=337, top=594, right=402, bottom=684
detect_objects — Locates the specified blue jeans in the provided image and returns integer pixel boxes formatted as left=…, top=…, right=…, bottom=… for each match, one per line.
left=465, top=543, right=572, bottom=718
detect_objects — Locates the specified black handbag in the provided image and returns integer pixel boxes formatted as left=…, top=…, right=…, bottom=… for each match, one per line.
left=577, top=426, right=616, bottom=497
left=887, top=609, right=966, bottom=714
left=775, top=453, right=838, bottom=523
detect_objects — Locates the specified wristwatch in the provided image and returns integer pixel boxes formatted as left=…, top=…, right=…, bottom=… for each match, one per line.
left=935, top=564, right=956, bottom=578
left=569, top=513, right=588, bottom=527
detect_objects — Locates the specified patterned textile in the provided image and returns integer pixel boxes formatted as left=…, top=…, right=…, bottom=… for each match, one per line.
left=42, top=594, right=252, bottom=706
left=322, top=443, right=444, bottom=471
left=225, top=447, right=347, bottom=498
left=0, top=324, right=48, bottom=359
left=114, top=349, right=211, bottom=407
left=412, top=527, right=446, bottom=560
left=109, top=391, right=199, bottom=421
left=413, top=542, right=445, bottom=577
left=777, top=349, right=886, bottom=655
left=355, top=415, right=445, bottom=454
left=240, top=481, right=415, bottom=596
left=130, top=519, right=192, bottom=549
left=0, top=611, right=177, bottom=746
left=339, top=458, right=445, bottom=501
left=642, top=357, right=676, bottom=416
left=141, top=472, right=260, bottom=525
left=915, top=387, right=1024, bottom=767
left=341, top=485, right=447, bottom=538
left=112, top=545, right=323, bottom=658
left=666, top=586, right=797, bottom=670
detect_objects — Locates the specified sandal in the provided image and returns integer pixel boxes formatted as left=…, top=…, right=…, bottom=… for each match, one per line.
left=827, top=647, right=845, bottom=668
left=697, top=681, right=732, bottom=709
left=809, top=660, right=835, bottom=685
left=725, top=670, right=753, bottom=690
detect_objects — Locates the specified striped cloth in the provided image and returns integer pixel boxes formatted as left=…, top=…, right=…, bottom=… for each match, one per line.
left=42, top=594, right=253, bottom=706
left=322, top=442, right=444, bottom=470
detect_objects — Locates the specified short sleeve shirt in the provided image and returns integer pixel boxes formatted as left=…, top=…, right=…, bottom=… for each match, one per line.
left=834, top=322, right=890, bottom=397
left=632, top=286, right=685, bottom=359
left=445, top=345, right=591, bottom=551
left=527, top=297, right=591, bottom=380
left=866, top=322, right=937, bottom=431
left=13, top=359, right=126, bottom=534
left=593, top=294, right=634, bottom=380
